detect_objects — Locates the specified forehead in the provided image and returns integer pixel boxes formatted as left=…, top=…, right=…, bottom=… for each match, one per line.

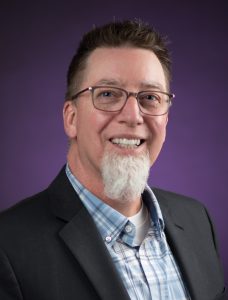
left=82, top=47, right=167, bottom=90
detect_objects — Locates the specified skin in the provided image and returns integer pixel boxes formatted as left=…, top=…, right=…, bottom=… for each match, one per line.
left=63, top=47, right=168, bottom=216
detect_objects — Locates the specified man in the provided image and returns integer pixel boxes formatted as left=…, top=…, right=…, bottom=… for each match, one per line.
left=0, top=20, right=225, bottom=300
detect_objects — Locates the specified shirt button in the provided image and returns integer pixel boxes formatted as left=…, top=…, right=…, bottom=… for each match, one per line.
left=125, top=225, right=132, bottom=233
left=105, top=236, right=112, bottom=243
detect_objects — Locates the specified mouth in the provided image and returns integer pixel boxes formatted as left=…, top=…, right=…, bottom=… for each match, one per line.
left=109, top=138, right=145, bottom=149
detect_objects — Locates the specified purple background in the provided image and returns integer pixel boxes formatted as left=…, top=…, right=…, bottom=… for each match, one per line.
left=1, top=0, right=227, bottom=287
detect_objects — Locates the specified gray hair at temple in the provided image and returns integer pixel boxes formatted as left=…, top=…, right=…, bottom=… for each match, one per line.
left=65, top=19, right=172, bottom=100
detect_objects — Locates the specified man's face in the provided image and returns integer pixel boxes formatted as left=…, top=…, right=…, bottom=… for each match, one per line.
left=64, top=47, right=168, bottom=183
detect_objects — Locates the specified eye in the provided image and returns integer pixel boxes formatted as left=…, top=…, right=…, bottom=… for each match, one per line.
left=95, top=88, right=123, bottom=99
left=100, top=91, right=113, bottom=97
left=139, top=92, right=160, bottom=102
left=146, top=94, right=156, bottom=100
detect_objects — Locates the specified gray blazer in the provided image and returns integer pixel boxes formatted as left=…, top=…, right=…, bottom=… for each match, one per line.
left=0, top=167, right=226, bottom=299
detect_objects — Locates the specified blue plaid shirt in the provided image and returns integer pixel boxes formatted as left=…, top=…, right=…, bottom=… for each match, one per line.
left=66, top=165, right=190, bottom=300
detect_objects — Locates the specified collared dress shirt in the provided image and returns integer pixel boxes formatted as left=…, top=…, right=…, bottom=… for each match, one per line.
left=66, top=165, right=190, bottom=300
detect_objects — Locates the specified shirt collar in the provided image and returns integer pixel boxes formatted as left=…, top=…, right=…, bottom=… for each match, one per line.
left=66, top=164, right=164, bottom=246
left=144, top=184, right=165, bottom=232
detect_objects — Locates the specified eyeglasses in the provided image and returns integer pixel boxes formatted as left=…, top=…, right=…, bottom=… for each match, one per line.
left=71, top=86, right=175, bottom=116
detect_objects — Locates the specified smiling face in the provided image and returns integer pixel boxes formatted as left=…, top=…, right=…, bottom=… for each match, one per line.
left=63, top=47, right=168, bottom=201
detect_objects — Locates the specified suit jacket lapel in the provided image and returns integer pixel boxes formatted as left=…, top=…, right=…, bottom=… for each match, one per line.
left=49, top=167, right=130, bottom=300
left=59, top=208, right=130, bottom=300
left=156, top=191, right=208, bottom=300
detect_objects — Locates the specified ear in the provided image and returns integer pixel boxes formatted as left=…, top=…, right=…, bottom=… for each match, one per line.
left=63, top=101, right=77, bottom=138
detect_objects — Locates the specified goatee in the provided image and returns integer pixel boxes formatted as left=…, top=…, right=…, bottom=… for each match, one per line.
left=101, top=151, right=150, bottom=203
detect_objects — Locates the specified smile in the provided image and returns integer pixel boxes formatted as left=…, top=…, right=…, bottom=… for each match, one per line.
left=110, top=138, right=144, bottom=148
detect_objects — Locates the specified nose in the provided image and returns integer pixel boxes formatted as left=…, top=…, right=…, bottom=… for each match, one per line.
left=117, top=94, right=144, bottom=126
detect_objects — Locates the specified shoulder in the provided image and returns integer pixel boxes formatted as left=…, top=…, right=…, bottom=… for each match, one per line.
left=0, top=166, right=68, bottom=233
left=0, top=187, right=61, bottom=256
left=0, top=190, right=49, bottom=223
left=152, top=187, right=205, bottom=211
left=0, top=166, right=80, bottom=249
left=0, top=189, right=48, bottom=215
left=152, top=187, right=214, bottom=231
left=152, top=187, right=219, bottom=245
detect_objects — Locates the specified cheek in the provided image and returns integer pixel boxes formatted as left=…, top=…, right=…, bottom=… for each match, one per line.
left=147, top=116, right=168, bottom=158
left=148, top=116, right=168, bottom=139
left=76, top=107, right=115, bottom=144
left=159, top=119, right=167, bottom=143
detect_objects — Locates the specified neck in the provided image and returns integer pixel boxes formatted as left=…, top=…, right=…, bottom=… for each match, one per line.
left=100, top=196, right=143, bottom=217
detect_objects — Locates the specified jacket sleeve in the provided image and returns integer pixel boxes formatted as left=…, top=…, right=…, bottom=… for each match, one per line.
left=0, top=248, right=24, bottom=300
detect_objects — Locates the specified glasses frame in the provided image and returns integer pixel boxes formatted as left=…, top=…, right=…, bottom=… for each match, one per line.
left=71, top=85, right=175, bottom=116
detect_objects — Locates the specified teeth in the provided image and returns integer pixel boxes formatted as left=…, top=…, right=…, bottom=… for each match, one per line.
left=111, top=138, right=141, bottom=148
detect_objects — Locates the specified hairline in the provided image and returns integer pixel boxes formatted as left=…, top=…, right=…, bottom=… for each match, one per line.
left=66, top=44, right=170, bottom=100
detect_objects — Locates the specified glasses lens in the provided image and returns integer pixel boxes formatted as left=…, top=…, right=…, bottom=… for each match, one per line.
left=138, top=91, right=171, bottom=115
left=93, top=87, right=126, bottom=111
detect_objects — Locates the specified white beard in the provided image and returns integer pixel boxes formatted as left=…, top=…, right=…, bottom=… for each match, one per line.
left=101, top=151, right=150, bottom=203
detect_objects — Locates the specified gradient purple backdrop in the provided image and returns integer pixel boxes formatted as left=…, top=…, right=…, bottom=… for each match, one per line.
left=1, top=0, right=227, bottom=287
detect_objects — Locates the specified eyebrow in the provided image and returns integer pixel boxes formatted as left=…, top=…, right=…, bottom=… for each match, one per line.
left=94, top=78, right=165, bottom=91
left=95, top=78, right=121, bottom=86
left=139, top=82, right=164, bottom=91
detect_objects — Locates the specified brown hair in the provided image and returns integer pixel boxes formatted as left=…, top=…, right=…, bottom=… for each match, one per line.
left=65, top=19, right=171, bottom=99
